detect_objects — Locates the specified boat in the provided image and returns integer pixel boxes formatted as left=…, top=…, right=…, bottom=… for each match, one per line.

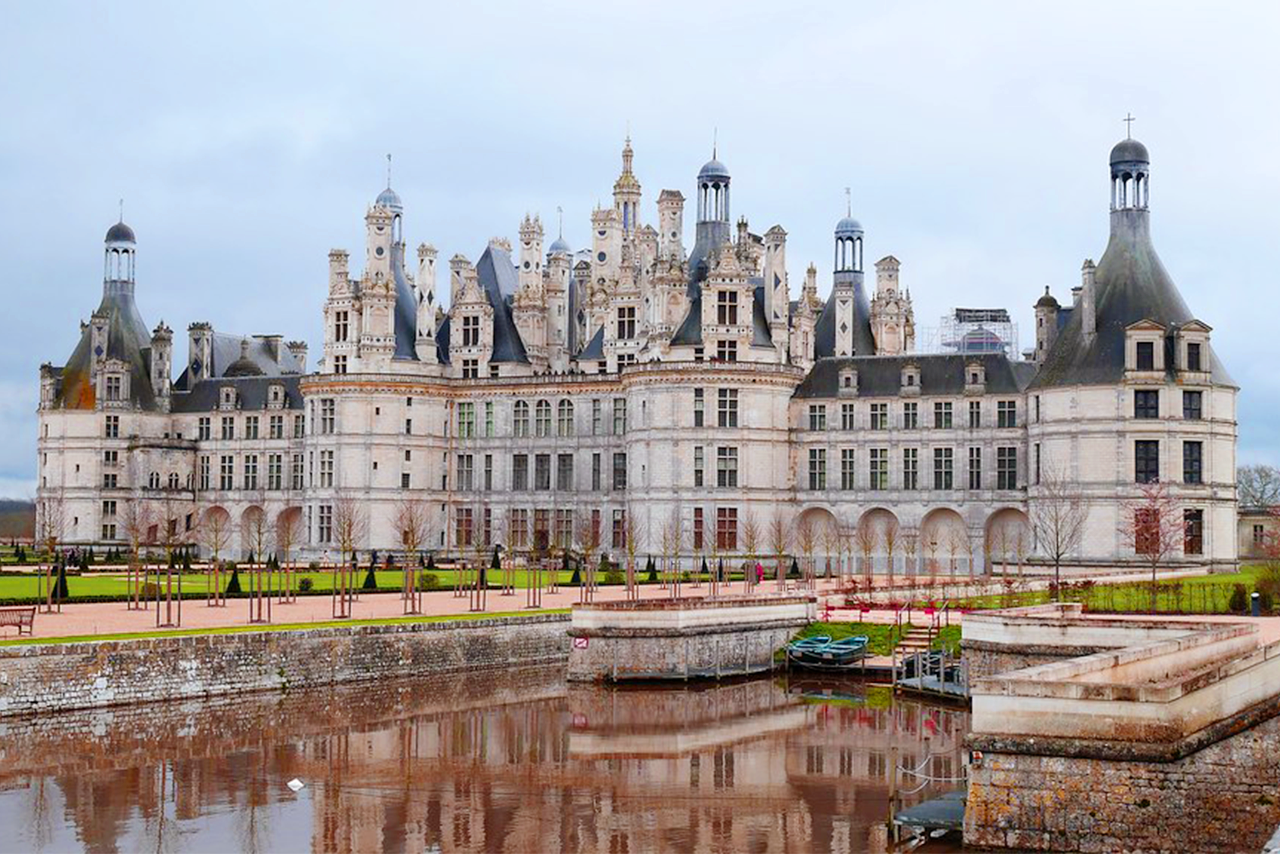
left=786, top=635, right=870, bottom=670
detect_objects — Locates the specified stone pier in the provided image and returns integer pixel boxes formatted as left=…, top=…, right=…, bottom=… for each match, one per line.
left=566, top=593, right=815, bottom=682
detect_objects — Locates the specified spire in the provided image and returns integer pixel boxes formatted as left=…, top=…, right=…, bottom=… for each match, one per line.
left=621, top=135, right=633, bottom=175
left=386, top=153, right=392, bottom=188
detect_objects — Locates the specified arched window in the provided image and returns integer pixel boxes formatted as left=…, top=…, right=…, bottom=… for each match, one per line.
left=168, top=472, right=179, bottom=490
left=149, top=472, right=160, bottom=489
left=557, top=400, right=574, bottom=437
left=535, top=400, right=552, bottom=437
left=513, top=401, right=529, bottom=437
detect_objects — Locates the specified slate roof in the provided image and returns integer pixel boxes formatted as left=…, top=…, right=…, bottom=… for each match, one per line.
left=171, top=375, right=304, bottom=413
left=1029, top=208, right=1233, bottom=389
left=174, top=333, right=304, bottom=391
left=794, top=353, right=1036, bottom=399
left=813, top=280, right=875, bottom=358
left=56, top=285, right=157, bottom=411
left=390, top=241, right=419, bottom=361
left=578, top=326, right=605, bottom=360
left=474, top=244, right=530, bottom=364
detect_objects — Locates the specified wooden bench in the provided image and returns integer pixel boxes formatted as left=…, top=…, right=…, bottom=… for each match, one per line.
left=0, top=606, right=35, bottom=637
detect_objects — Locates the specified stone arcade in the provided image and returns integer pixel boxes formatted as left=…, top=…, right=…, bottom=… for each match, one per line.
left=35, top=136, right=1237, bottom=571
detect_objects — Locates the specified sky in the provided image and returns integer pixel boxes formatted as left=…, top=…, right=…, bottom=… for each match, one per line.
left=2, top=1, right=1278, bottom=498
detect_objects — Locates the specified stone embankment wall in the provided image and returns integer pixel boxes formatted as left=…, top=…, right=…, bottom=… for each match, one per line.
left=966, top=709, right=1280, bottom=853
left=0, top=614, right=570, bottom=718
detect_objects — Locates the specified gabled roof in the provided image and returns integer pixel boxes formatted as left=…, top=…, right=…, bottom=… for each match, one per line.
left=473, top=244, right=529, bottom=364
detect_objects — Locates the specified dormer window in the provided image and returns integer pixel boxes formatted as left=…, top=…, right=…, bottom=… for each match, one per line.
left=268, top=384, right=285, bottom=409
left=1174, top=320, right=1211, bottom=376
left=1125, top=321, right=1166, bottom=374
left=1136, top=342, right=1154, bottom=371
left=900, top=364, right=921, bottom=396
left=839, top=367, right=858, bottom=396
left=220, top=386, right=237, bottom=410
left=965, top=361, right=986, bottom=394
left=1186, top=342, right=1201, bottom=372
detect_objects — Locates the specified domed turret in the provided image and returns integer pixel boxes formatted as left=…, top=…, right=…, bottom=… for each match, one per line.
left=697, top=158, right=730, bottom=181
left=224, top=339, right=264, bottom=377
left=548, top=236, right=571, bottom=255
left=375, top=186, right=403, bottom=212
left=105, top=221, right=136, bottom=245
left=1109, top=138, right=1150, bottom=167
left=1110, top=128, right=1150, bottom=211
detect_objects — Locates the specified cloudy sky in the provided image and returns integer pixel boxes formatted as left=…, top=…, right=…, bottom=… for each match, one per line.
left=3, top=1, right=1278, bottom=497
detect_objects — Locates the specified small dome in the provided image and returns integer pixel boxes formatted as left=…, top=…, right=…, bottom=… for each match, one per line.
left=548, top=236, right=571, bottom=255
left=835, top=215, right=863, bottom=235
left=1110, top=138, right=1150, bottom=166
left=105, top=221, right=136, bottom=244
left=375, top=186, right=403, bottom=211
left=224, top=340, right=264, bottom=377
left=698, top=158, right=730, bottom=181
left=1035, top=287, right=1060, bottom=309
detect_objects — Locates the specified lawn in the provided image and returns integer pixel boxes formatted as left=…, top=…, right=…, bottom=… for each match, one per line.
left=790, top=621, right=909, bottom=657
left=941, top=565, right=1271, bottom=615
left=0, top=608, right=570, bottom=647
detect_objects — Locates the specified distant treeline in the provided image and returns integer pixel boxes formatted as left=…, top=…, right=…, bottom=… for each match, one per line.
left=0, top=500, right=35, bottom=539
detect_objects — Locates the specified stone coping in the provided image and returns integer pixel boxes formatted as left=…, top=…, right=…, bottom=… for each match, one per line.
left=573, top=593, right=817, bottom=612
left=570, top=594, right=816, bottom=636
left=0, top=613, right=570, bottom=658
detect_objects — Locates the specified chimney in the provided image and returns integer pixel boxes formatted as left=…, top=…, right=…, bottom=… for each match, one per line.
left=1081, top=259, right=1097, bottom=343
left=286, top=341, right=308, bottom=374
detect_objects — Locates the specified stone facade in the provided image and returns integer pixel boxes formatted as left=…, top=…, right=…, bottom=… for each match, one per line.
left=0, top=614, right=569, bottom=717
left=966, top=714, right=1280, bottom=853
left=35, top=135, right=1237, bottom=575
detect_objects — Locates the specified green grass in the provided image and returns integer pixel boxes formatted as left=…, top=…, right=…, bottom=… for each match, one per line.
left=932, top=625, right=961, bottom=656
left=790, top=621, right=909, bottom=657
left=0, top=608, right=570, bottom=647
left=945, top=565, right=1271, bottom=615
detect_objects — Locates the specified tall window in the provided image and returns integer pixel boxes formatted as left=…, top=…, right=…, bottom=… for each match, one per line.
left=221, top=416, right=235, bottom=440
left=294, top=414, right=305, bottom=438
left=968, top=401, right=981, bottom=429
left=1186, top=342, right=1202, bottom=372
left=291, top=454, right=304, bottom=490
left=461, top=315, right=480, bottom=347
left=1183, top=391, right=1202, bottom=421
left=243, top=455, right=258, bottom=490
left=513, top=401, right=530, bottom=437
left=220, top=455, right=235, bottom=490
left=556, top=453, right=574, bottom=491
left=557, top=400, right=575, bottom=436
left=808, top=405, right=827, bottom=431
left=718, top=389, right=738, bottom=427
left=997, top=447, right=1017, bottom=490
left=512, top=454, right=529, bottom=491
left=462, top=358, right=478, bottom=379
left=534, top=454, right=551, bottom=491
left=333, top=355, right=347, bottom=375
left=1134, top=390, right=1159, bottom=419
left=320, top=399, right=335, bottom=434
left=456, top=508, right=474, bottom=547
left=319, top=450, right=334, bottom=487
left=510, top=510, right=528, bottom=549
left=457, top=402, right=476, bottom=438
left=1135, top=440, right=1159, bottom=484
left=717, top=290, right=738, bottom=325
left=591, top=399, right=602, bottom=435
left=997, top=400, right=1017, bottom=428
left=717, top=447, right=738, bottom=488
left=334, top=310, right=348, bottom=342
left=1183, top=441, right=1203, bottom=484
left=870, top=402, right=888, bottom=430
left=483, top=454, right=493, bottom=490
left=556, top=510, right=573, bottom=549
left=199, top=456, right=210, bottom=491
left=809, top=448, right=827, bottom=490
left=840, top=449, right=856, bottom=490
left=933, top=402, right=952, bottom=429
left=694, top=389, right=705, bottom=427
left=198, top=417, right=211, bottom=440
left=484, top=401, right=494, bottom=437
left=612, top=453, right=627, bottom=490
left=269, top=414, right=284, bottom=439
left=968, top=447, right=982, bottom=490
left=268, top=454, right=283, bottom=490
left=1136, top=341, right=1155, bottom=371
left=870, top=448, right=888, bottom=491
left=903, top=402, right=918, bottom=430
left=535, top=400, right=552, bottom=437
left=613, top=398, right=627, bottom=435
left=457, top=454, right=474, bottom=491
left=716, top=340, right=738, bottom=362
left=693, top=508, right=704, bottom=551
left=592, top=453, right=601, bottom=491
left=616, top=306, right=637, bottom=339
left=694, top=446, right=705, bottom=488
left=716, top=508, right=738, bottom=551
left=842, top=403, right=857, bottom=430
left=318, top=505, right=332, bottom=543
left=933, top=448, right=953, bottom=490
left=105, top=376, right=121, bottom=401
left=1184, top=509, right=1204, bottom=555
left=903, top=448, right=919, bottom=490
left=612, top=510, right=626, bottom=550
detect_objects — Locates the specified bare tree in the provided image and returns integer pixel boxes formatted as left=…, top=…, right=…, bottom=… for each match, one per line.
left=1121, top=480, right=1184, bottom=613
left=882, top=517, right=900, bottom=588
left=576, top=510, right=602, bottom=603
left=769, top=511, right=790, bottom=590
left=820, top=520, right=841, bottom=581
left=1239, top=464, right=1280, bottom=508
left=393, top=497, right=430, bottom=611
left=35, top=489, right=66, bottom=613
left=854, top=518, right=877, bottom=583
left=901, top=527, right=920, bottom=581
left=241, top=501, right=273, bottom=623
left=275, top=508, right=303, bottom=603
left=332, top=492, right=368, bottom=617
left=795, top=515, right=817, bottom=587
left=119, top=494, right=154, bottom=610
left=741, top=508, right=762, bottom=589
left=198, top=504, right=232, bottom=606
left=1031, top=466, right=1089, bottom=597
left=623, top=503, right=644, bottom=600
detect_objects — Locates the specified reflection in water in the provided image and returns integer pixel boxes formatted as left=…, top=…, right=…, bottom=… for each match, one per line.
left=0, top=668, right=968, bottom=853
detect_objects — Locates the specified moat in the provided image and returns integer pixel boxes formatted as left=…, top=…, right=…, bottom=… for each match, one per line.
left=0, top=667, right=967, bottom=853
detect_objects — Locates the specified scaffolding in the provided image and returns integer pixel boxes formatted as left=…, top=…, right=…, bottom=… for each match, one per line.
left=921, top=308, right=1019, bottom=358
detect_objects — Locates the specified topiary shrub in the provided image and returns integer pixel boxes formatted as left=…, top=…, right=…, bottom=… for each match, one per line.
left=604, top=569, right=624, bottom=585
left=1259, top=588, right=1276, bottom=614
left=298, top=577, right=314, bottom=593
left=418, top=571, right=440, bottom=590
left=362, top=565, right=378, bottom=590
left=645, top=556, right=657, bottom=583
left=226, top=566, right=242, bottom=595
left=1229, top=583, right=1249, bottom=614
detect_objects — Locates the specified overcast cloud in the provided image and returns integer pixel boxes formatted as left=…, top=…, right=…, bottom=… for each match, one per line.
left=2, top=1, right=1278, bottom=497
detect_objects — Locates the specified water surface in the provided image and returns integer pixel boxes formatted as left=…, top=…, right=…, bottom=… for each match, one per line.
left=0, top=668, right=968, bottom=853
